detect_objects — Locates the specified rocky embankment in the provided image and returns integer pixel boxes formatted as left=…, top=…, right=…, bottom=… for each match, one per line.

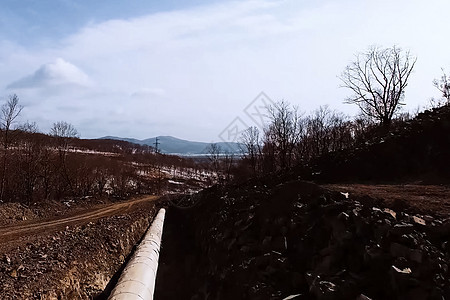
left=312, top=105, right=450, bottom=183
left=0, top=201, right=158, bottom=299
left=157, top=180, right=450, bottom=299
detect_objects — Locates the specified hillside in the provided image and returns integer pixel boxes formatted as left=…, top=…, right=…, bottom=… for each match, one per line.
left=101, top=135, right=242, bottom=155
left=0, top=129, right=211, bottom=205
left=308, top=105, right=450, bottom=183
left=2, top=106, right=450, bottom=299
left=156, top=178, right=450, bottom=299
left=155, top=106, right=450, bottom=299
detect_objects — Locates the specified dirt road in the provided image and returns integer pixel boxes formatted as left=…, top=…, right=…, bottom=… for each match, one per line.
left=323, top=184, right=450, bottom=216
left=0, top=195, right=160, bottom=298
left=0, top=195, right=159, bottom=244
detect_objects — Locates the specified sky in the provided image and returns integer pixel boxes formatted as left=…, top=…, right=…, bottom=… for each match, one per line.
left=1, top=0, right=449, bottom=142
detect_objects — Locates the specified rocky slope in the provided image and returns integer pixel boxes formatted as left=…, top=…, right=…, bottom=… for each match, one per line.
left=156, top=179, right=450, bottom=300
left=311, top=105, right=450, bottom=183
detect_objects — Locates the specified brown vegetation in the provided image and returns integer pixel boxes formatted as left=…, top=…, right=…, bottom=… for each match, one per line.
left=0, top=97, right=206, bottom=204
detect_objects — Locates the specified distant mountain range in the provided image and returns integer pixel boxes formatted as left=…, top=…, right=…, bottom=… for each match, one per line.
left=99, top=135, right=242, bottom=155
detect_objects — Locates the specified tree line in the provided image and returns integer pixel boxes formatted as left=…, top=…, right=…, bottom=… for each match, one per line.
left=4, top=45, right=450, bottom=197
left=232, top=45, right=449, bottom=179
left=0, top=96, right=202, bottom=204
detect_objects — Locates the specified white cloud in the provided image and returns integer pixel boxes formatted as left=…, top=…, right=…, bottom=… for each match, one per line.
left=1, top=0, right=450, bottom=141
left=7, top=58, right=92, bottom=89
left=130, top=88, right=166, bottom=100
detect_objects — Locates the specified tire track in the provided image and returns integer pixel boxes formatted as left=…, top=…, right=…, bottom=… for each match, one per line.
left=0, top=196, right=159, bottom=243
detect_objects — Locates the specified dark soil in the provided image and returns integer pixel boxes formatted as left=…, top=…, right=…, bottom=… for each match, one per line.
left=324, top=184, right=450, bottom=218
left=155, top=179, right=450, bottom=300
left=308, top=105, right=450, bottom=183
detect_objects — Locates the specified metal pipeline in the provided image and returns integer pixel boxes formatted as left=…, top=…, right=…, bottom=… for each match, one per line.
left=108, top=208, right=166, bottom=300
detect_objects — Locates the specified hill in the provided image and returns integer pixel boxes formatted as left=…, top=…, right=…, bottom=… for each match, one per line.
left=155, top=105, right=450, bottom=299
left=309, top=105, right=450, bottom=183
left=156, top=178, right=450, bottom=299
left=100, top=135, right=242, bottom=155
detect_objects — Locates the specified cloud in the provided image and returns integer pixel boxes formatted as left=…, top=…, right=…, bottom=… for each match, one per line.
left=130, top=88, right=166, bottom=100
left=7, top=58, right=92, bottom=89
left=1, top=0, right=450, bottom=141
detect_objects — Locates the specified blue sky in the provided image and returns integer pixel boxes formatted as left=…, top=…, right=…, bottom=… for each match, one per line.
left=0, top=0, right=220, bottom=45
left=1, top=0, right=449, bottom=142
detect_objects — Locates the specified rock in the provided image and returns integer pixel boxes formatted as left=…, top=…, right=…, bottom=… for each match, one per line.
left=338, top=212, right=349, bottom=221
left=399, top=233, right=419, bottom=248
left=431, top=220, right=450, bottom=237
left=374, top=223, right=390, bottom=244
left=340, top=192, right=349, bottom=199
left=384, top=208, right=397, bottom=219
left=422, top=215, right=434, bottom=223
left=442, top=241, right=449, bottom=251
left=305, top=272, right=315, bottom=286
left=409, top=249, right=423, bottom=263
left=353, top=215, right=370, bottom=237
left=290, top=272, right=305, bottom=288
left=390, top=264, right=418, bottom=294
left=262, top=236, right=272, bottom=251
left=394, top=257, right=409, bottom=269
left=412, top=216, right=426, bottom=226
left=309, top=278, right=339, bottom=300
left=314, top=255, right=333, bottom=274
left=392, top=265, right=412, bottom=274
left=282, top=294, right=302, bottom=300
left=240, top=245, right=251, bottom=253
left=4, top=255, right=11, bottom=264
left=372, top=207, right=382, bottom=213
left=319, top=245, right=336, bottom=256
left=397, top=212, right=410, bottom=221
left=364, top=245, right=383, bottom=262
left=441, top=263, right=448, bottom=273
left=263, top=265, right=277, bottom=276
left=405, top=287, right=429, bottom=300
left=391, top=223, right=414, bottom=235
left=390, top=242, right=423, bottom=263
left=254, top=254, right=270, bottom=269
left=331, top=217, right=347, bottom=243
left=390, top=242, right=410, bottom=258
left=271, top=236, right=287, bottom=252
left=430, top=287, right=445, bottom=299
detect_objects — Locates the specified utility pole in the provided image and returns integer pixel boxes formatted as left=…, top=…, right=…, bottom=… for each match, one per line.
left=153, top=137, right=162, bottom=194
left=153, top=137, right=160, bottom=154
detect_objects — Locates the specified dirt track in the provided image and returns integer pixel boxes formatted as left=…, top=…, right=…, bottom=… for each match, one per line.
left=0, top=195, right=160, bottom=298
left=0, top=195, right=159, bottom=244
left=323, top=184, right=450, bottom=216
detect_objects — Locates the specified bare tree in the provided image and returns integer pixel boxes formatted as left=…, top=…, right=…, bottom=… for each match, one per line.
left=0, top=94, right=23, bottom=201
left=50, top=121, right=79, bottom=149
left=340, top=45, right=416, bottom=127
left=207, top=143, right=223, bottom=182
left=433, top=68, right=450, bottom=103
left=16, top=122, right=42, bottom=203
left=222, top=151, right=234, bottom=182
left=240, top=126, right=261, bottom=175
left=304, top=106, right=352, bottom=157
left=427, top=97, right=447, bottom=110
left=305, top=106, right=331, bottom=158
left=50, top=121, right=79, bottom=197
left=265, top=101, right=301, bottom=170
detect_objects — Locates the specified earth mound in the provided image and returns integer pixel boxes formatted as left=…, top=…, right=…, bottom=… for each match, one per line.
left=311, top=105, right=450, bottom=183
left=156, top=179, right=450, bottom=299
